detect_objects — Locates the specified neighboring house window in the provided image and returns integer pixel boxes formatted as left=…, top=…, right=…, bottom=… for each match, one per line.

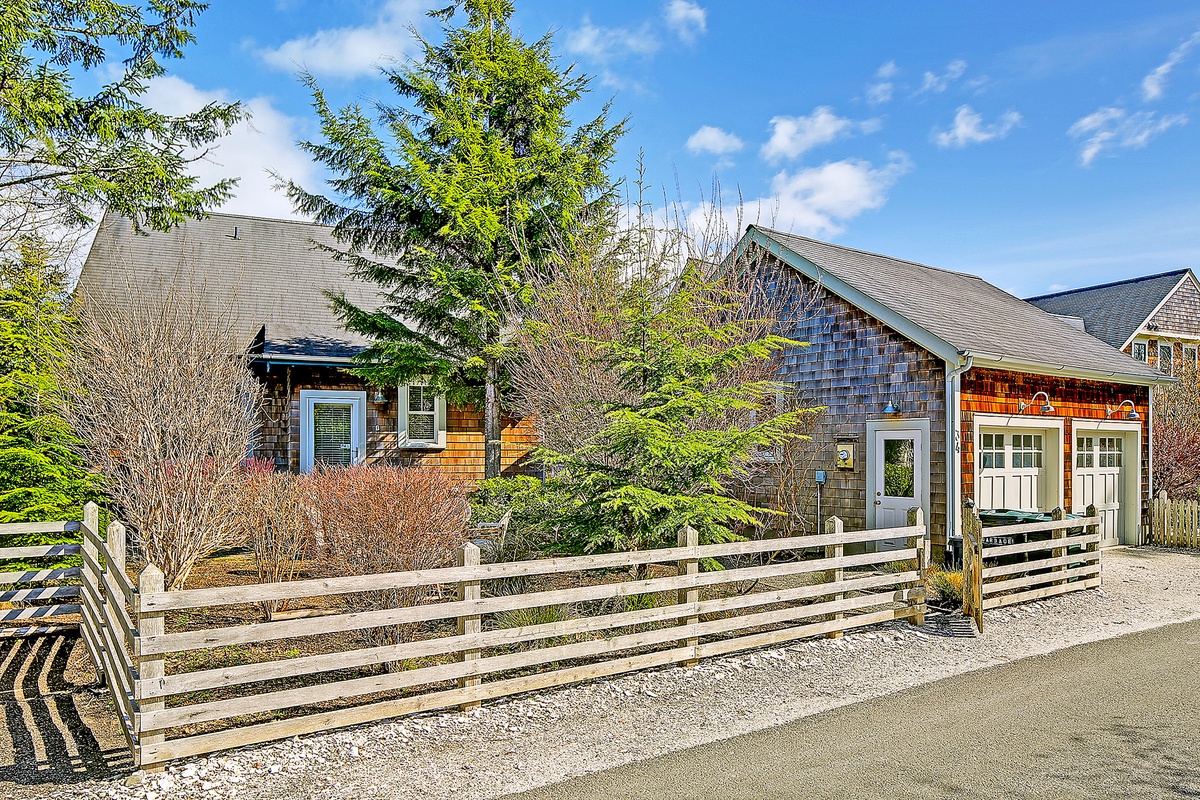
left=1159, top=343, right=1174, bottom=375
left=1012, top=434, right=1043, bottom=468
left=1186, top=346, right=1198, bottom=370
left=398, top=385, right=446, bottom=447
left=980, top=433, right=1004, bottom=469
left=1132, top=342, right=1147, bottom=362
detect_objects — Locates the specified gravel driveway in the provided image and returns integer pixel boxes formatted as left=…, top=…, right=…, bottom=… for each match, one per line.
left=9, top=546, right=1200, bottom=800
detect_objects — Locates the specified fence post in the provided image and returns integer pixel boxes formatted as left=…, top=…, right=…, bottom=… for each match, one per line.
left=677, top=525, right=699, bottom=666
left=1050, top=506, right=1066, bottom=586
left=962, top=503, right=984, bottom=634
left=906, top=507, right=926, bottom=626
left=80, top=501, right=106, bottom=687
left=825, top=516, right=844, bottom=639
left=1085, top=504, right=1101, bottom=587
left=104, top=521, right=127, bottom=667
left=137, top=564, right=165, bottom=772
left=457, top=542, right=482, bottom=710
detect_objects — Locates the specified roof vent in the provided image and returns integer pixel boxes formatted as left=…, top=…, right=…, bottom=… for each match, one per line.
left=226, top=226, right=241, bottom=240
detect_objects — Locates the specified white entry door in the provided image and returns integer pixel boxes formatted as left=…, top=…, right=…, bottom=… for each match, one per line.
left=1074, top=433, right=1124, bottom=546
left=300, top=390, right=367, bottom=472
left=870, top=428, right=924, bottom=549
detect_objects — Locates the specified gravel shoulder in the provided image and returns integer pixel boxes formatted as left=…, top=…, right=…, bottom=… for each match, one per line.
left=13, top=546, right=1200, bottom=800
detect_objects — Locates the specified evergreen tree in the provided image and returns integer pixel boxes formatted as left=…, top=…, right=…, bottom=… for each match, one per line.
left=285, top=0, right=623, bottom=478
left=0, top=238, right=95, bottom=523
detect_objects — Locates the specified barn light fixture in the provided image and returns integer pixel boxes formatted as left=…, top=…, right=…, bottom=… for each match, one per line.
left=372, top=389, right=389, bottom=404
left=1017, top=391, right=1054, bottom=414
left=883, top=400, right=901, bottom=414
left=1106, top=400, right=1139, bottom=420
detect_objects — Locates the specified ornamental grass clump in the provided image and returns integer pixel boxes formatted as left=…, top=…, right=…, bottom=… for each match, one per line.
left=926, top=569, right=964, bottom=606
left=303, top=465, right=472, bottom=655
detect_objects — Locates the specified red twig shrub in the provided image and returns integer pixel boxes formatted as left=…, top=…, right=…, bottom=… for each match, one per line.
left=302, top=465, right=472, bottom=653
left=235, top=470, right=312, bottom=619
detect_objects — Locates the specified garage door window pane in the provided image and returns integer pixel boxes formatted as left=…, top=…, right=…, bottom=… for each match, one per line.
left=1100, top=437, right=1122, bottom=468
left=1076, top=436, right=1094, bottom=468
left=980, top=433, right=1004, bottom=469
left=883, top=438, right=915, bottom=498
left=1014, top=434, right=1043, bottom=468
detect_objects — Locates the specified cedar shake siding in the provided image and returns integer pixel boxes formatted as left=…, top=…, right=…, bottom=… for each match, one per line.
left=770, top=262, right=949, bottom=546
left=960, top=368, right=1150, bottom=529
left=1145, top=276, right=1200, bottom=338
left=252, top=364, right=538, bottom=481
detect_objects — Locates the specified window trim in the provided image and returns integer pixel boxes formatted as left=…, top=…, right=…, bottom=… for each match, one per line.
left=1159, top=342, right=1174, bottom=375
left=398, top=385, right=447, bottom=450
left=1131, top=342, right=1147, bottom=362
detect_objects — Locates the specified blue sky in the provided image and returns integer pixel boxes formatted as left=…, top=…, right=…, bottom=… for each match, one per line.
left=138, top=0, right=1200, bottom=296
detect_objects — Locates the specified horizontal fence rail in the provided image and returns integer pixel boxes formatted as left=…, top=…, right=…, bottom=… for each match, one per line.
left=962, top=505, right=1102, bottom=632
left=0, top=519, right=84, bottom=633
left=1150, top=492, right=1200, bottom=549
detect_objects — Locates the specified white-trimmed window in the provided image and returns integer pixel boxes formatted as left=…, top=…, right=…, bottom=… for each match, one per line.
left=1159, top=343, right=1174, bottom=375
left=1099, top=436, right=1123, bottom=468
left=398, top=385, right=446, bottom=448
left=980, top=433, right=1005, bottom=469
left=1132, top=342, right=1147, bottom=362
left=1186, top=345, right=1198, bottom=370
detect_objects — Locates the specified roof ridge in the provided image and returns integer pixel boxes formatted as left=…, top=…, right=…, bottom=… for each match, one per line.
left=190, top=210, right=330, bottom=229
left=1025, top=268, right=1191, bottom=301
left=751, top=225, right=986, bottom=281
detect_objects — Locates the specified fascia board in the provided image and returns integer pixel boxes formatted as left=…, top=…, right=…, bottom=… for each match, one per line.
left=743, top=227, right=962, bottom=364
left=968, top=351, right=1172, bottom=387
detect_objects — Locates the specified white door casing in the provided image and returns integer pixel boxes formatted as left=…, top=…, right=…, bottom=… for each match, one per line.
left=867, top=418, right=931, bottom=551
left=970, top=414, right=1065, bottom=514
left=1072, top=419, right=1141, bottom=547
left=300, top=390, right=367, bottom=473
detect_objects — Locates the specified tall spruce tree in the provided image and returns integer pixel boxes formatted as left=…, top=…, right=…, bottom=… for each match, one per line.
left=0, top=238, right=94, bottom=523
left=285, top=0, right=623, bottom=478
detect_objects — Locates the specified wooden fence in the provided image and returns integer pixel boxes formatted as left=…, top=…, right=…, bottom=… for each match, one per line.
left=961, top=505, right=1102, bottom=633
left=1149, top=492, right=1200, bottom=548
left=0, top=503, right=931, bottom=771
left=0, top=520, right=84, bottom=636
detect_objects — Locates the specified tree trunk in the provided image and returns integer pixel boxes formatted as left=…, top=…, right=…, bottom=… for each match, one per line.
left=484, top=356, right=502, bottom=479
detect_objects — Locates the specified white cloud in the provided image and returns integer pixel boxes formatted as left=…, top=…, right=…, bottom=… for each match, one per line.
left=701, top=152, right=912, bottom=238
left=1142, top=30, right=1200, bottom=101
left=686, top=125, right=743, bottom=155
left=256, top=0, right=428, bottom=79
left=1069, top=107, right=1187, bottom=166
left=566, top=17, right=660, bottom=62
left=760, top=107, right=880, bottom=163
left=866, top=60, right=897, bottom=104
left=917, top=59, right=968, bottom=94
left=664, top=0, right=706, bottom=44
left=142, top=76, right=316, bottom=219
left=933, top=106, right=1022, bottom=148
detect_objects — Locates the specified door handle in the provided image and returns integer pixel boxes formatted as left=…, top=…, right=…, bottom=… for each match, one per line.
left=874, top=499, right=882, bottom=506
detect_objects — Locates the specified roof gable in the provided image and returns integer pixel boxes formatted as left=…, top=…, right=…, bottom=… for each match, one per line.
left=76, top=212, right=383, bottom=362
left=1025, top=269, right=1190, bottom=349
left=747, top=226, right=1162, bottom=386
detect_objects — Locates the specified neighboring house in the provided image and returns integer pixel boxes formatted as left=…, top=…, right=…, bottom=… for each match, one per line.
left=742, top=227, right=1167, bottom=558
left=75, top=212, right=537, bottom=481
left=1026, top=269, right=1200, bottom=377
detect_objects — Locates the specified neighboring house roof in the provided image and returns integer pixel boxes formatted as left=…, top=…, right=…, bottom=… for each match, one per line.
left=745, top=226, right=1163, bottom=386
left=76, top=212, right=383, bottom=364
left=1025, top=269, right=1192, bottom=350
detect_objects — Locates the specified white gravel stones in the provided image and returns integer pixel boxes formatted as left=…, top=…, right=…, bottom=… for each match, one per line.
left=24, top=547, right=1200, bottom=800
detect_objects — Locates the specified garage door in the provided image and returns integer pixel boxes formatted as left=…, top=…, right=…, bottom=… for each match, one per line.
left=975, top=429, right=1047, bottom=512
left=1074, top=434, right=1123, bottom=546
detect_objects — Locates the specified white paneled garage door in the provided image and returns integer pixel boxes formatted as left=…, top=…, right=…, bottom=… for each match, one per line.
left=975, top=428, right=1049, bottom=512
left=1073, top=433, right=1124, bottom=547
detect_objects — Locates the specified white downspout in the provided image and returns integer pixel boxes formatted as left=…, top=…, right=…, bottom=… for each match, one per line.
left=1145, top=386, right=1154, bottom=546
left=945, top=353, right=974, bottom=560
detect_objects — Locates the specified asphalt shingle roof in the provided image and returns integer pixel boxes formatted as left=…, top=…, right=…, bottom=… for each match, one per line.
left=753, top=227, right=1161, bottom=382
left=76, top=212, right=383, bottom=361
left=1024, top=270, right=1189, bottom=349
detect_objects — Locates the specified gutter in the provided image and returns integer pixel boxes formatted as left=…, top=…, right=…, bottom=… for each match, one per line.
left=966, top=350, right=1166, bottom=388
left=945, top=353, right=974, bottom=558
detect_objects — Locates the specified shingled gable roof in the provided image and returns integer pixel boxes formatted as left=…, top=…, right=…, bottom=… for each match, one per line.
left=744, top=226, right=1163, bottom=386
left=1025, top=269, right=1192, bottom=350
left=76, top=211, right=383, bottom=364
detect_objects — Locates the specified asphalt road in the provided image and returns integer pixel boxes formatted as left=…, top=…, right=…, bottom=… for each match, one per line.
left=507, top=619, right=1200, bottom=800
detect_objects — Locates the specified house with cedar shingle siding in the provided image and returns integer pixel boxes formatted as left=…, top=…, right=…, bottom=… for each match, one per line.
left=1027, top=269, right=1200, bottom=378
left=75, top=212, right=538, bottom=481
left=743, top=227, right=1168, bottom=559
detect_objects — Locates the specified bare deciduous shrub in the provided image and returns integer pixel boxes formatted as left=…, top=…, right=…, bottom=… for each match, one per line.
left=61, top=283, right=264, bottom=589
left=236, top=469, right=312, bottom=619
left=1153, top=362, right=1200, bottom=498
left=303, top=465, right=472, bottom=653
